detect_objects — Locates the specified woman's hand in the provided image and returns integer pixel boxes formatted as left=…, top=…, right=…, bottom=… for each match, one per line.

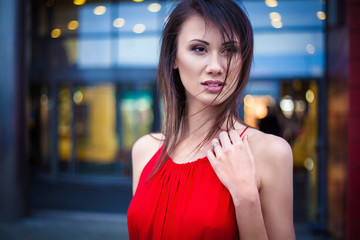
left=206, top=129, right=259, bottom=203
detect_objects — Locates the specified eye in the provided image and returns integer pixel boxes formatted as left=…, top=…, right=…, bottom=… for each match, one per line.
left=223, top=46, right=238, bottom=55
left=191, top=46, right=207, bottom=54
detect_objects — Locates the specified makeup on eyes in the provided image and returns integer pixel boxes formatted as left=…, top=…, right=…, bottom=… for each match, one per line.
left=189, top=39, right=240, bottom=55
left=191, top=45, right=207, bottom=54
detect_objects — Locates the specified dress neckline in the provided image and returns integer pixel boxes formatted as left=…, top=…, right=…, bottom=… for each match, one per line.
left=168, top=155, right=208, bottom=166
left=166, top=126, right=249, bottom=166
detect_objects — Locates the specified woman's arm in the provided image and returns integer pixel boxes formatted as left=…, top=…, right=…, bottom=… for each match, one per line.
left=131, top=133, right=164, bottom=195
left=206, top=130, right=295, bottom=240
left=256, top=136, right=295, bottom=239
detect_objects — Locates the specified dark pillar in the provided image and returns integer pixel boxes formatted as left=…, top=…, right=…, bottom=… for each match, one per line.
left=346, top=0, right=360, bottom=238
left=326, top=0, right=348, bottom=237
left=327, top=0, right=360, bottom=238
left=0, top=0, right=28, bottom=220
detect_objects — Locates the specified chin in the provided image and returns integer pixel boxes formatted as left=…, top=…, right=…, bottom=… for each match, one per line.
left=201, top=97, right=227, bottom=107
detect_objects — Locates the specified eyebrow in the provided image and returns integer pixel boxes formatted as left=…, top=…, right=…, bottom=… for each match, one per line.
left=189, top=39, right=239, bottom=45
left=190, top=39, right=209, bottom=45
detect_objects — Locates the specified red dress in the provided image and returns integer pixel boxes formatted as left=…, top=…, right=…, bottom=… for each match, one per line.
left=127, top=128, right=248, bottom=240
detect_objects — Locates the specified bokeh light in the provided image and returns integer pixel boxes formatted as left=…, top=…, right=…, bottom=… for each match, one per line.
left=94, top=6, right=106, bottom=15
left=51, top=28, right=61, bottom=38
left=148, top=3, right=161, bottom=12
left=73, top=0, right=86, bottom=5
left=317, top=11, right=326, bottom=20
left=68, top=20, right=79, bottom=30
left=113, top=18, right=125, bottom=28
left=265, top=0, right=278, bottom=7
left=133, top=24, right=146, bottom=34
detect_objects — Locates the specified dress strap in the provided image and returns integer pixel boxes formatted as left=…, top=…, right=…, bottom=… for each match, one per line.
left=240, top=126, right=249, bottom=137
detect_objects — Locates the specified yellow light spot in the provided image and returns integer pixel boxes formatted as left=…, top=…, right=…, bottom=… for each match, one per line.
left=73, top=0, right=86, bottom=5
left=148, top=3, right=161, bottom=12
left=304, top=157, right=314, bottom=171
left=271, top=20, right=283, bottom=28
left=244, top=95, right=255, bottom=107
left=265, top=0, right=278, bottom=7
left=133, top=24, right=146, bottom=34
left=133, top=0, right=144, bottom=2
left=94, top=6, right=106, bottom=15
left=317, top=11, right=326, bottom=20
left=306, top=89, right=315, bottom=103
left=67, top=20, right=79, bottom=30
left=73, top=91, right=84, bottom=105
left=255, top=104, right=268, bottom=119
left=113, top=18, right=125, bottom=28
left=269, top=12, right=281, bottom=21
left=51, top=28, right=61, bottom=38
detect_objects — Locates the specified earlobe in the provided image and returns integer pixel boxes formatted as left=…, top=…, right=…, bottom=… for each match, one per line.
left=173, top=61, right=178, bottom=69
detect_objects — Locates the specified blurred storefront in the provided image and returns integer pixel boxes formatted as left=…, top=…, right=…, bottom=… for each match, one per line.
left=26, top=0, right=328, bottom=227
left=1, top=0, right=359, bottom=239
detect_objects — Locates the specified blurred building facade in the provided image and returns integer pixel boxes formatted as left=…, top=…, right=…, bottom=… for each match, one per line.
left=0, top=0, right=358, bottom=239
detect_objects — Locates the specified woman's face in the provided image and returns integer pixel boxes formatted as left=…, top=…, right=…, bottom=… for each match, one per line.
left=174, top=14, right=242, bottom=109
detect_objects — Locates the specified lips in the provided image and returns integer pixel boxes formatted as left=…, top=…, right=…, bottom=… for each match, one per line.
left=201, top=80, right=224, bottom=93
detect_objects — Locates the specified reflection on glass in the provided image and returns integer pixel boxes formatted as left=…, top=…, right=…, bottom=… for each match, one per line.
left=244, top=95, right=275, bottom=128
left=79, top=3, right=111, bottom=33
left=44, top=0, right=326, bottom=77
left=40, top=88, right=50, bottom=165
left=120, top=91, right=153, bottom=150
left=83, top=84, right=117, bottom=163
left=77, top=39, right=112, bottom=68
left=58, top=86, right=73, bottom=161
left=291, top=81, right=318, bottom=222
left=58, top=84, right=118, bottom=165
left=117, top=36, right=159, bottom=67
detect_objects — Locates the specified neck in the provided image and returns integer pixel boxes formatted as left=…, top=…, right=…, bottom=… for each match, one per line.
left=168, top=101, right=239, bottom=163
left=185, top=111, right=213, bottom=139
left=181, top=101, right=225, bottom=143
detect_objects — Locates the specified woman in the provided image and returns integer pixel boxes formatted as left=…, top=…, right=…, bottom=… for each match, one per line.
left=127, top=0, right=295, bottom=239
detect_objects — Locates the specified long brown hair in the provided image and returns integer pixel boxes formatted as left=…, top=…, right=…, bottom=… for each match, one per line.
left=153, top=0, right=253, bottom=175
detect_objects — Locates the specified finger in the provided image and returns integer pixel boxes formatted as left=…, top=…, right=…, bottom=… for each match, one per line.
left=219, top=131, right=231, bottom=147
left=206, top=149, right=216, bottom=165
left=228, top=129, right=242, bottom=145
left=211, top=138, right=222, bottom=156
left=243, top=135, right=254, bottom=160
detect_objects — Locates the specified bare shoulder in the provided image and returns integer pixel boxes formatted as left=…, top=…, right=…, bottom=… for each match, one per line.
left=131, top=133, right=164, bottom=194
left=244, top=128, right=293, bottom=178
left=244, top=128, right=295, bottom=239
left=132, top=133, right=164, bottom=167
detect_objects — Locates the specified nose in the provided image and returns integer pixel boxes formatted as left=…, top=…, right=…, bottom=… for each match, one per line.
left=205, top=53, right=224, bottom=76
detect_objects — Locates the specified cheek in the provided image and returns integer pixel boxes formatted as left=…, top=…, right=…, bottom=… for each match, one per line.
left=227, top=61, right=242, bottom=83
left=176, top=54, right=202, bottom=80
left=222, top=62, right=242, bottom=95
left=231, top=57, right=242, bottom=73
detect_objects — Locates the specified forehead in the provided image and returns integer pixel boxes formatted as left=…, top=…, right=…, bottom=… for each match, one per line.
left=178, top=15, right=225, bottom=43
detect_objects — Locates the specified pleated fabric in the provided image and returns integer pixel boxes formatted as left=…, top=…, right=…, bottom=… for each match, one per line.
left=127, top=129, right=248, bottom=239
